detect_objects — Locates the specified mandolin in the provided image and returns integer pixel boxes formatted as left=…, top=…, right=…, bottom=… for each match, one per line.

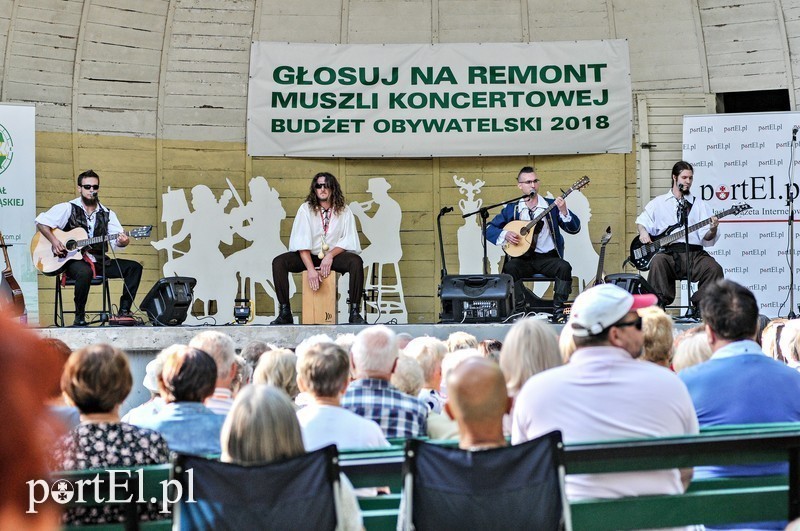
left=502, top=176, right=590, bottom=257
left=0, top=231, right=26, bottom=317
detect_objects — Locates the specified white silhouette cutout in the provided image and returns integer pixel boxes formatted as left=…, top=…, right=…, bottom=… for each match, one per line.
left=227, top=176, right=296, bottom=323
left=152, top=185, right=238, bottom=324
left=453, top=175, right=504, bottom=274
left=341, top=177, right=408, bottom=324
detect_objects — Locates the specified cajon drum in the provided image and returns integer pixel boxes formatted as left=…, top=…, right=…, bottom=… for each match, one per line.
left=302, top=270, right=337, bottom=324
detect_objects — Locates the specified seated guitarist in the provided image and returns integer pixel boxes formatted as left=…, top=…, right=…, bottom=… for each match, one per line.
left=35, top=170, right=143, bottom=326
left=486, top=166, right=580, bottom=322
left=635, top=161, right=722, bottom=314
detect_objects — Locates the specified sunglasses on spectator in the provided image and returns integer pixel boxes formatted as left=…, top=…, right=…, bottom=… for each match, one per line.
left=613, top=316, right=643, bottom=331
left=81, top=184, right=100, bottom=191
left=314, top=183, right=330, bottom=189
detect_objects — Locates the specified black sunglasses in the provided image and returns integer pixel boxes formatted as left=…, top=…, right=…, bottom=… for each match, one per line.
left=314, top=182, right=330, bottom=190
left=81, top=184, right=100, bottom=191
left=614, top=316, right=643, bottom=331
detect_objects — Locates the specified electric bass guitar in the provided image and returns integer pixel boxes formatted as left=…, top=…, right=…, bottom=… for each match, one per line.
left=31, top=226, right=152, bottom=275
left=502, top=176, right=590, bottom=258
left=628, top=202, right=750, bottom=271
left=590, top=226, right=612, bottom=287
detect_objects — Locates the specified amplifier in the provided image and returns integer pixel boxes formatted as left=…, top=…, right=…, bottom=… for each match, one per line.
left=439, top=274, right=514, bottom=323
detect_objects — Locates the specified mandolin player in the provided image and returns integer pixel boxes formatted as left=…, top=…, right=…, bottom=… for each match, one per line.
left=485, top=166, right=581, bottom=323
left=635, top=161, right=723, bottom=315
left=35, top=170, right=143, bottom=326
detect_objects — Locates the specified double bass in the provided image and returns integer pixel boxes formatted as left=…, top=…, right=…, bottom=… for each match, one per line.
left=0, top=231, right=26, bottom=318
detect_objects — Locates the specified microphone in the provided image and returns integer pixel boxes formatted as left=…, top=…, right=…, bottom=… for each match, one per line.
left=440, top=206, right=454, bottom=215
left=677, top=183, right=686, bottom=195
left=91, top=191, right=98, bottom=199
left=793, top=127, right=798, bottom=142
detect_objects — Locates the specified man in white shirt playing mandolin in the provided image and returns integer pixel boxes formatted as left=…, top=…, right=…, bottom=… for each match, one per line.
left=486, top=166, right=582, bottom=323
left=271, top=171, right=367, bottom=325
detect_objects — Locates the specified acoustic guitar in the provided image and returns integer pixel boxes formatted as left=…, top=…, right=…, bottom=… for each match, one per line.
left=502, top=176, right=590, bottom=258
left=628, top=202, right=750, bottom=271
left=31, top=226, right=152, bottom=276
left=0, top=232, right=25, bottom=317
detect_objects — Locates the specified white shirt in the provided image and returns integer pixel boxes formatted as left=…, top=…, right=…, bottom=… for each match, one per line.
left=496, top=195, right=572, bottom=253
left=289, top=202, right=361, bottom=255
left=635, top=191, right=719, bottom=247
left=297, top=403, right=390, bottom=451
left=512, top=346, right=699, bottom=500
left=35, top=198, right=125, bottom=260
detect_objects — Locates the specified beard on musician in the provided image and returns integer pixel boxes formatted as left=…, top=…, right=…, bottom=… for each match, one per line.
left=484, top=166, right=583, bottom=323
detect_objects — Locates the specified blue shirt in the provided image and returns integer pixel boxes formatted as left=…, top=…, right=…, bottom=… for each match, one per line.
left=342, top=378, right=428, bottom=439
left=136, top=401, right=225, bottom=456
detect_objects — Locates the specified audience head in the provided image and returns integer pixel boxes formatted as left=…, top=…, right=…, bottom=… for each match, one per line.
left=296, top=333, right=334, bottom=360
left=500, top=318, right=561, bottom=397
left=477, top=339, right=502, bottom=363
left=240, top=340, right=272, bottom=381
left=445, top=357, right=511, bottom=448
left=558, top=325, right=577, bottom=362
left=446, top=331, right=478, bottom=352
left=159, top=344, right=217, bottom=403
left=440, top=348, right=483, bottom=397
left=42, top=338, right=72, bottom=400
left=296, top=343, right=350, bottom=399
left=189, top=331, right=236, bottom=385
left=253, top=348, right=299, bottom=399
left=639, top=306, right=674, bottom=368
left=221, top=384, right=304, bottom=465
left=569, top=284, right=657, bottom=357
left=672, top=329, right=713, bottom=373
left=143, top=353, right=167, bottom=397
left=396, top=332, right=414, bottom=350
left=0, top=314, right=65, bottom=528
left=700, top=279, right=759, bottom=348
left=61, top=344, right=132, bottom=415
left=334, top=332, right=357, bottom=353
left=230, top=355, right=248, bottom=396
left=403, top=336, right=447, bottom=390
left=351, top=325, right=399, bottom=379
left=760, top=318, right=799, bottom=363
left=391, top=355, right=425, bottom=396
left=755, top=314, right=771, bottom=345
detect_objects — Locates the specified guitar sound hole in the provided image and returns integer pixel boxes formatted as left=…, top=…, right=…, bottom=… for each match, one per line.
left=65, top=240, right=77, bottom=251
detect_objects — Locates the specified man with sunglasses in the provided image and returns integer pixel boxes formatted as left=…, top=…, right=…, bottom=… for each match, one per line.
left=35, top=169, right=143, bottom=326
left=485, top=166, right=580, bottom=323
left=271, top=171, right=367, bottom=325
left=512, top=283, right=698, bottom=500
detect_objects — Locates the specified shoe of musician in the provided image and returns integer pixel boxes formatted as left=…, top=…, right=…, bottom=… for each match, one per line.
left=270, top=304, right=293, bottom=325
left=73, top=313, right=87, bottom=327
left=111, top=309, right=137, bottom=326
left=117, top=308, right=135, bottom=318
left=348, top=304, right=367, bottom=325
left=549, top=311, right=567, bottom=324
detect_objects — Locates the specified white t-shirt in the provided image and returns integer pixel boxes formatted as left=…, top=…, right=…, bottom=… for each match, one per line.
left=512, top=345, right=699, bottom=500
left=297, top=404, right=390, bottom=451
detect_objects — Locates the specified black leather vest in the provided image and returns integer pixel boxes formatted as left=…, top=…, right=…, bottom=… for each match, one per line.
left=63, top=203, right=110, bottom=258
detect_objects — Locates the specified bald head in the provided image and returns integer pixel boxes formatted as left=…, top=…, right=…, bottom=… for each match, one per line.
left=446, top=357, right=509, bottom=426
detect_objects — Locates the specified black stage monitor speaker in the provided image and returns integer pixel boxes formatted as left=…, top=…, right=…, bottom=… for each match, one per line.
left=140, top=277, right=196, bottom=326
left=604, top=273, right=659, bottom=299
left=439, top=274, right=513, bottom=323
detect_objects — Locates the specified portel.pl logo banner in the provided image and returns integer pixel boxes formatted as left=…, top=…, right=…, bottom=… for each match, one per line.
left=247, top=41, right=633, bottom=158
left=683, top=111, right=800, bottom=317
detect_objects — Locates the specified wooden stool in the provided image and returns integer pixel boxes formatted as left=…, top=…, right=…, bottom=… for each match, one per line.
left=302, top=270, right=337, bottom=325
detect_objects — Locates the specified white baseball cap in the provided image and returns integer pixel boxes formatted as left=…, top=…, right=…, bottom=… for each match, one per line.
left=569, top=284, right=658, bottom=337
left=143, top=358, right=164, bottom=393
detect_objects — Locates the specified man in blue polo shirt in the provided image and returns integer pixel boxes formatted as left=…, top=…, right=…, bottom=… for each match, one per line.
left=680, top=279, right=800, bottom=529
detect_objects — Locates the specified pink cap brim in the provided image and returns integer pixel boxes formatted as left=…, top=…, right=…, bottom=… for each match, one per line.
left=631, top=293, right=659, bottom=310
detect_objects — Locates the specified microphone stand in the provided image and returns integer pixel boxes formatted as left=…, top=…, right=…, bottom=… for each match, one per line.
left=463, top=193, right=530, bottom=275
left=95, top=195, right=110, bottom=326
left=787, top=128, right=798, bottom=319
left=437, top=207, right=452, bottom=281
left=678, top=191, right=696, bottom=320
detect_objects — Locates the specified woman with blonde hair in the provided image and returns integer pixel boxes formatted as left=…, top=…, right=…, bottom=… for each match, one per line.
left=500, top=318, right=562, bottom=398
left=221, top=385, right=362, bottom=530
left=639, top=306, right=674, bottom=368
left=672, top=328, right=713, bottom=373
left=253, top=348, right=299, bottom=399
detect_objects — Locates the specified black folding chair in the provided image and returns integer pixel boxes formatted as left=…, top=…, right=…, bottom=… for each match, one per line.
left=400, top=431, right=571, bottom=531
left=173, top=445, right=341, bottom=531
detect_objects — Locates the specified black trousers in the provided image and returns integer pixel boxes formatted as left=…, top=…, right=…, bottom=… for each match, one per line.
left=272, top=251, right=364, bottom=306
left=64, top=257, right=143, bottom=315
left=503, top=250, right=572, bottom=311
left=648, top=248, right=724, bottom=306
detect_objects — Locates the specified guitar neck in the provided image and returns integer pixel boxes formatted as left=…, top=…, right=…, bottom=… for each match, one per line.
left=77, top=231, right=123, bottom=248
left=595, top=246, right=607, bottom=281
left=659, top=207, right=734, bottom=246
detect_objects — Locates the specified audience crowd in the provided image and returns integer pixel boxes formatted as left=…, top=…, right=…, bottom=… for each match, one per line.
left=5, top=276, right=799, bottom=528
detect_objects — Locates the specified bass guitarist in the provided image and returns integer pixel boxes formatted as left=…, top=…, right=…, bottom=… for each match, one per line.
left=35, top=170, right=142, bottom=326
left=486, top=166, right=580, bottom=322
left=635, top=160, right=723, bottom=314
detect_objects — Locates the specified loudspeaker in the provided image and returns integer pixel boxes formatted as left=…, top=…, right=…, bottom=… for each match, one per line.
left=140, top=277, right=196, bottom=326
left=604, top=273, right=659, bottom=300
left=439, top=274, right=513, bottom=323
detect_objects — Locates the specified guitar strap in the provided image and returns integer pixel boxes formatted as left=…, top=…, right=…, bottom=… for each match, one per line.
left=61, top=253, right=96, bottom=286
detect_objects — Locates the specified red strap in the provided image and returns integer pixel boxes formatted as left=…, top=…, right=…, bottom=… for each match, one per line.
left=61, top=254, right=97, bottom=286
